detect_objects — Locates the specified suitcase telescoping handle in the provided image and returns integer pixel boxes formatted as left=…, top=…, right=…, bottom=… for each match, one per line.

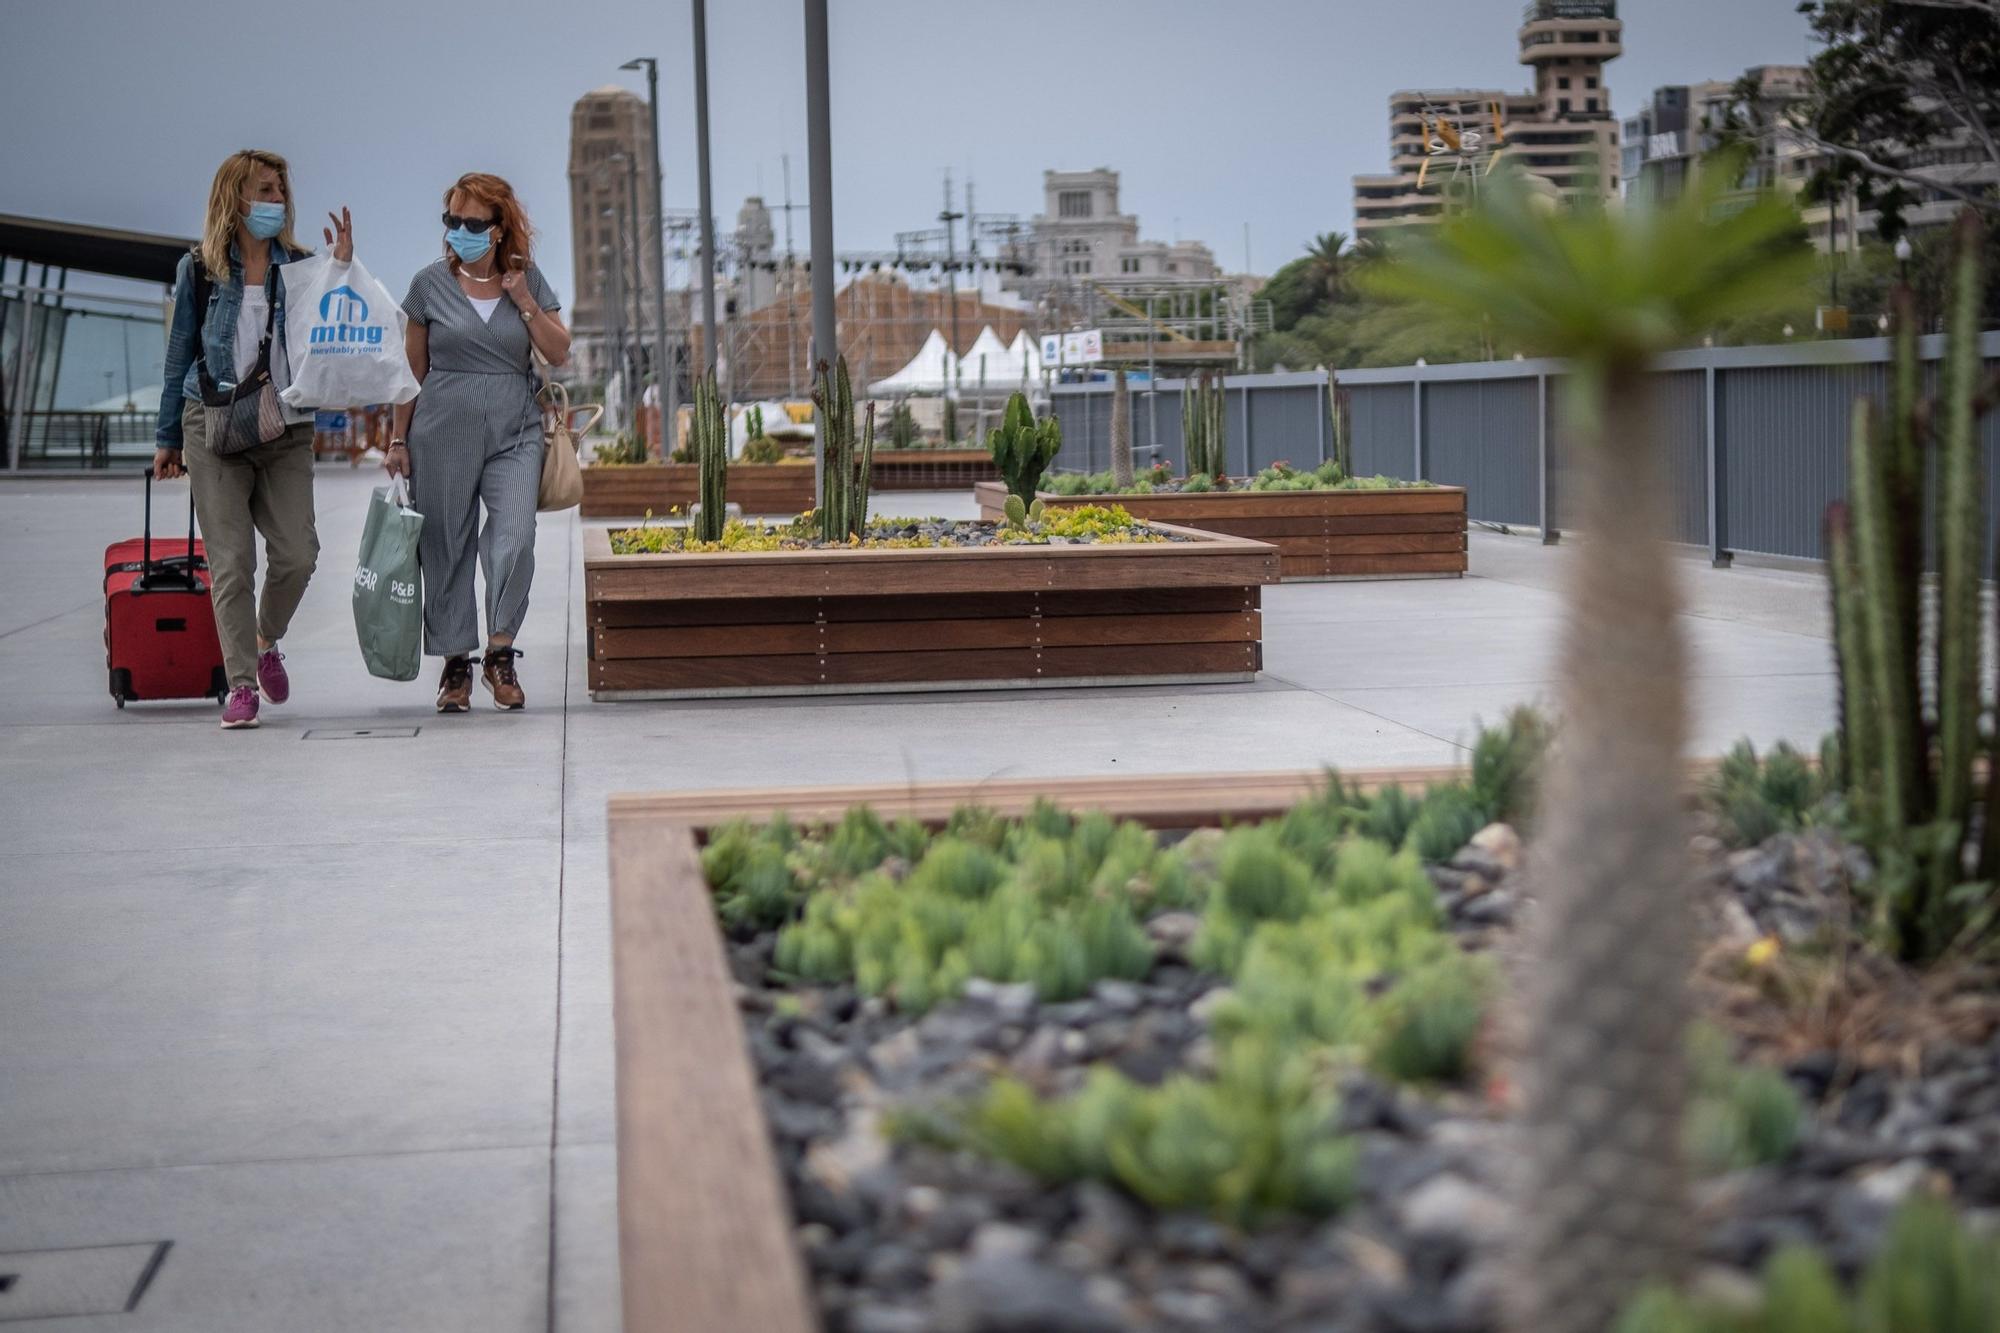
left=140, top=466, right=201, bottom=591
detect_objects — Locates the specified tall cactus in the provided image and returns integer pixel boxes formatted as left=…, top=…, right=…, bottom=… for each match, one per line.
left=811, top=357, right=874, bottom=541
left=889, top=399, right=918, bottom=451
left=986, top=391, right=1061, bottom=506
left=691, top=368, right=728, bottom=543
left=1328, top=365, right=1353, bottom=480
left=1110, top=368, right=1134, bottom=490
left=1824, top=210, right=1993, bottom=960
left=1181, top=372, right=1228, bottom=479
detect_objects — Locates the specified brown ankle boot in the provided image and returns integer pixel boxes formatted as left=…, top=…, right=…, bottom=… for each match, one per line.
left=482, top=646, right=525, bottom=710
left=436, top=654, right=474, bottom=713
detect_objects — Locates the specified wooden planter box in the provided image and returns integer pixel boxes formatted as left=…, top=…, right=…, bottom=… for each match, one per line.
left=975, top=481, right=1468, bottom=581
left=868, top=447, right=1002, bottom=491
left=604, top=765, right=1469, bottom=1333
left=581, top=463, right=818, bottom=519
left=583, top=525, right=1278, bottom=699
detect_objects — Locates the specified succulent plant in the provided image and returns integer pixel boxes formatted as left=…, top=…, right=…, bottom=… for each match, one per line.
left=1181, top=371, right=1228, bottom=480
left=986, top=391, right=1061, bottom=507
left=1619, top=1198, right=2000, bottom=1333
left=1110, top=367, right=1134, bottom=490
left=1370, top=154, right=1810, bottom=1333
left=811, top=356, right=875, bottom=541
left=888, top=399, right=918, bottom=450
left=690, top=368, right=728, bottom=542
left=1825, top=212, right=1996, bottom=962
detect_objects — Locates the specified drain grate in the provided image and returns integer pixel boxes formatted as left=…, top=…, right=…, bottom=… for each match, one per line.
left=0, top=1241, right=170, bottom=1322
left=301, top=727, right=421, bottom=740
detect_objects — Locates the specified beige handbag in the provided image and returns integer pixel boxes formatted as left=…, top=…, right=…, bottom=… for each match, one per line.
left=533, top=352, right=601, bottom=512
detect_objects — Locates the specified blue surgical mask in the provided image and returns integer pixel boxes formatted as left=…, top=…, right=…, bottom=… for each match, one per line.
left=245, top=201, right=286, bottom=240
left=446, top=227, right=491, bottom=264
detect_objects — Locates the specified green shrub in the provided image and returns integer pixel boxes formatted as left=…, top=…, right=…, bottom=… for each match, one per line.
left=1619, top=1198, right=2000, bottom=1333
left=935, top=1039, right=1357, bottom=1228
left=1686, top=1025, right=1804, bottom=1172
left=1405, top=784, right=1489, bottom=863
left=1469, top=706, right=1550, bottom=827
left=741, top=434, right=785, bottom=464
left=1707, top=739, right=1828, bottom=848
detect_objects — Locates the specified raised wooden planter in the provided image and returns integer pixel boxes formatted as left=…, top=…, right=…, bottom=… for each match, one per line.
left=867, top=447, right=1001, bottom=491
left=975, top=481, right=1468, bottom=581
left=583, top=525, right=1278, bottom=699
left=605, top=764, right=1467, bottom=1333
left=581, top=463, right=818, bottom=519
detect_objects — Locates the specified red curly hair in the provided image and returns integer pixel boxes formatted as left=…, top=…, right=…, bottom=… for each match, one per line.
left=444, top=172, right=535, bottom=272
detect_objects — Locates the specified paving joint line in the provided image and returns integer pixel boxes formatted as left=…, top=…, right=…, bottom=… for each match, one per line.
left=546, top=509, right=575, bottom=1333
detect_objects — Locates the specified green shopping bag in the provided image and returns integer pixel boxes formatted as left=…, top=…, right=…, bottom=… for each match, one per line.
left=353, top=477, right=424, bottom=681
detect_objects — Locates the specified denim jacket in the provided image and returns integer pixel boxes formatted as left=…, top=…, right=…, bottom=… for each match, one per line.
left=155, top=238, right=306, bottom=449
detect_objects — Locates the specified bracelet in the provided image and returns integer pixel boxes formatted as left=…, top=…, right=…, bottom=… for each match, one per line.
left=388, top=439, right=407, bottom=449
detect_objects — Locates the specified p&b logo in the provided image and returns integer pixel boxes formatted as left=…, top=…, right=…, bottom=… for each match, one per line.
left=311, top=284, right=386, bottom=350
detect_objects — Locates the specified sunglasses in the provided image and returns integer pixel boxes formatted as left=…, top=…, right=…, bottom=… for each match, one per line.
left=442, top=212, right=501, bottom=233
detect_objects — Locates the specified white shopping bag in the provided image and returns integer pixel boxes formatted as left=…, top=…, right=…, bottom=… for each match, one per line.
left=279, top=254, right=421, bottom=409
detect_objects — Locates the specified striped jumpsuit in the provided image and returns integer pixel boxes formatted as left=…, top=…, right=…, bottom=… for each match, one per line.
left=400, top=260, right=560, bottom=657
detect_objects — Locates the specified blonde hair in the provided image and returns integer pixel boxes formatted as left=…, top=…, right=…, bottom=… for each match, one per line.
left=443, top=173, right=535, bottom=273
left=199, top=149, right=308, bottom=278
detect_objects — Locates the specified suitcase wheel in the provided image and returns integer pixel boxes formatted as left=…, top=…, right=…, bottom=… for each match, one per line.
left=109, top=667, right=133, bottom=708
left=210, top=666, right=229, bottom=704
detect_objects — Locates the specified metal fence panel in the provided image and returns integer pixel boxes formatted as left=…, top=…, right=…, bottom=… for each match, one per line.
left=1243, top=382, right=1323, bottom=473
left=1347, top=383, right=1414, bottom=478
left=1047, top=336, right=1999, bottom=560
left=1722, top=362, right=1887, bottom=561
left=1421, top=378, right=1541, bottom=527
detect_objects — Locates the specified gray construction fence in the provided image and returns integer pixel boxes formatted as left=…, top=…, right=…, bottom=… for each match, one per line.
left=1048, top=332, right=2000, bottom=566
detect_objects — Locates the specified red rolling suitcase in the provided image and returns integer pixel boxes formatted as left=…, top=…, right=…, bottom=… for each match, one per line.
left=104, top=471, right=228, bottom=708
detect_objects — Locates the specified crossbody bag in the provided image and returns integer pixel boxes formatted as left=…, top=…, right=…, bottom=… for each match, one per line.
left=190, top=251, right=288, bottom=456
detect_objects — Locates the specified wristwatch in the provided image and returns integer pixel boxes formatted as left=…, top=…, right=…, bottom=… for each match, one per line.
left=388, top=438, right=407, bottom=449
left=520, top=307, right=539, bottom=324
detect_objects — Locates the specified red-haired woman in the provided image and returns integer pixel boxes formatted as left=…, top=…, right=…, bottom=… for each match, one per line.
left=387, top=174, right=570, bottom=712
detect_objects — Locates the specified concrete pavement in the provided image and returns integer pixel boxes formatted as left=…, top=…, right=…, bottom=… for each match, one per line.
left=0, top=465, right=1835, bottom=1331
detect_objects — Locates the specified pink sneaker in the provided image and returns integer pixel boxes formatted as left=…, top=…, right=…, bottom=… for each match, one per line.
left=257, top=648, right=290, bottom=704
left=221, top=685, right=260, bottom=730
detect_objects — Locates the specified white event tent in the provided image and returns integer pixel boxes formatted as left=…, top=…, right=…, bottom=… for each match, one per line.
left=868, top=327, right=1043, bottom=397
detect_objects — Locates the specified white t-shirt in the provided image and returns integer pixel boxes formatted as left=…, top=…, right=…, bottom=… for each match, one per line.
left=469, top=295, right=502, bottom=323
left=235, top=286, right=273, bottom=380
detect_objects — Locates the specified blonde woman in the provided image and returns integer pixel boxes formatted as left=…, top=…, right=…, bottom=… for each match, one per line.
left=153, top=149, right=352, bottom=729
left=386, top=173, right=569, bottom=712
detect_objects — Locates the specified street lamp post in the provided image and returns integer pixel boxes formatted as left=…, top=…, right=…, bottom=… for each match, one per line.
left=803, top=0, right=836, bottom=497
left=690, top=0, right=719, bottom=383
left=620, top=56, right=673, bottom=456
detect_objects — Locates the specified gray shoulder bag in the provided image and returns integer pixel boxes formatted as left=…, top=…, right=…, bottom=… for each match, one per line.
left=193, top=260, right=288, bottom=456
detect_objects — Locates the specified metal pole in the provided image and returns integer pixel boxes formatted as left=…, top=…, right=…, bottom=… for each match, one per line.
left=623, top=152, right=645, bottom=375
left=642, top=59, right=673, bottom=457
left=1146, top=294, right=1157, bottom=462
left=692, top=0, right=719, bottom=378
left=1705, top=360, right=1730, bottom=567
left=1538, top=371, right=1557, bottom=544
left=603, top=234, right=627, bottom=427
left=941, top=173, right=964, bottom=419
left=804, top=0, right=837, bottom=499
left=1411, top=366, right=1424, bottom=481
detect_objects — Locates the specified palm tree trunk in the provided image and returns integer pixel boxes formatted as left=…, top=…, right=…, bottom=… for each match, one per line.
left=1510, top=367, right=1695, bottom=1333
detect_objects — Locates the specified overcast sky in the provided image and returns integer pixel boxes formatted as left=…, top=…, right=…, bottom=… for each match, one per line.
left=3, top=0, right=1810, bottom=304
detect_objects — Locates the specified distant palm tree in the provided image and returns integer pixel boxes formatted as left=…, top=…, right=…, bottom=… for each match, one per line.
left=1304, top=230, right=1350, bottom=302
left=1367, top=158, right=1809, bottom=1333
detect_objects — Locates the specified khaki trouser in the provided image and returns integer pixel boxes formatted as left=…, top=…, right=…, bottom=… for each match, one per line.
left=181, top=403, right=319, bottom=689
